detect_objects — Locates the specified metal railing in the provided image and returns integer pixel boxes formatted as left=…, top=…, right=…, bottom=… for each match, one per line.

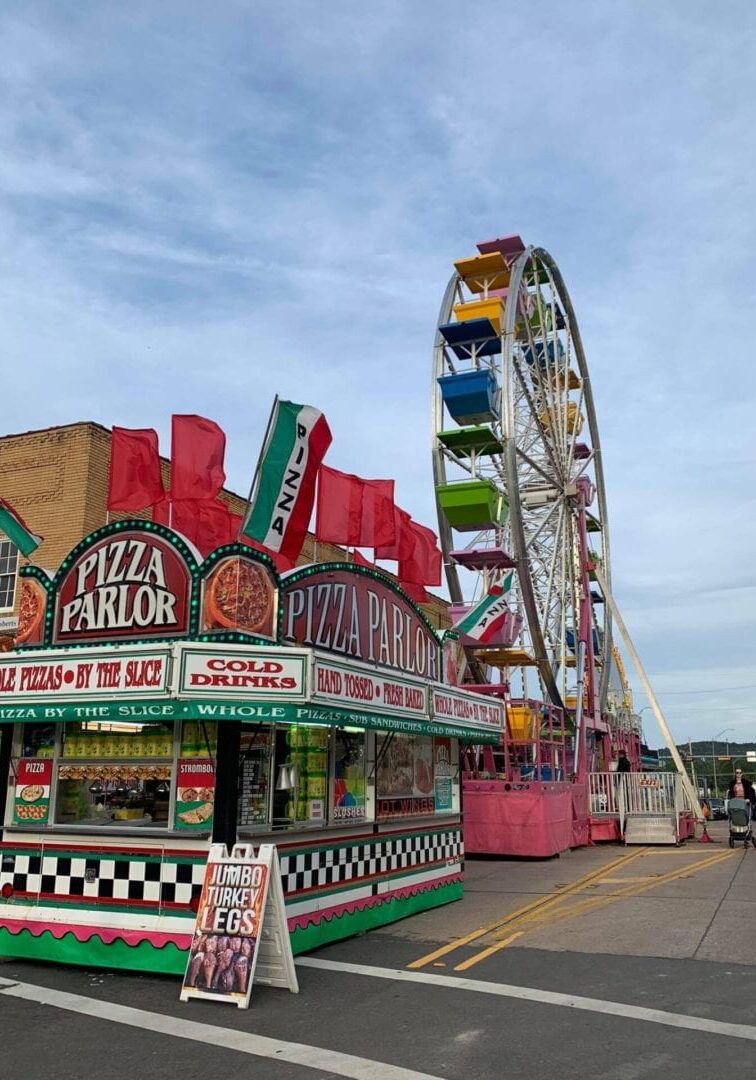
left=589, top=771, right=685, bottom=835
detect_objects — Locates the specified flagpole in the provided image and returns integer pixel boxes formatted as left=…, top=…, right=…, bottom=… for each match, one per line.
left=236, top=394, right=280, bottom=542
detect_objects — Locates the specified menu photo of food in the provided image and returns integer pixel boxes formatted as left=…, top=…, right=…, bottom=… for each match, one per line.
left=13, top=759, right=53, bottom=825
left=376, top=734, right=435, bottom=816
left=14, top=578, right=49, bottom=647
left=175, top=760, right=216, bottom=830
left=201, top=554, right=277, bottom=640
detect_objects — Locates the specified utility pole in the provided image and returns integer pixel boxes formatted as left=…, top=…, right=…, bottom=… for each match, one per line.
left=712, top=740, right=718, bottom=798
left=688, top=738, right=697, bottom=795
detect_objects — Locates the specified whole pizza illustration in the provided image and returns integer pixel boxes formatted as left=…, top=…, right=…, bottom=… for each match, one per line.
left=20, top=785, right=44, bottom=802
left=204, top=557, right=274, bottom=634
left=15, top=579, right=47, bottom=645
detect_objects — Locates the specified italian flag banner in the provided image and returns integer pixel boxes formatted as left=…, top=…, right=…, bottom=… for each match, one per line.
left=454, top=572, right=515, bottom=643
left=0, top=498, right=43, bottom=557
left=241, top=399, right=333, bottom=560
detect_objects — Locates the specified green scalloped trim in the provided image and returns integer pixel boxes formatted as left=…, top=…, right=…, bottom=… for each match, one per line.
left=0, top=880, right=464, bottom=971
left=0, top=926, right=187, bottom=974
left=289, top=878, right=463, bottom=954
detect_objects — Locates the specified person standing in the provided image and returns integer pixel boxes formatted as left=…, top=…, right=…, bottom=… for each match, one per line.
left=616, top=749, right=631, bottom=773
left=726, top=769, right=755, bottom=806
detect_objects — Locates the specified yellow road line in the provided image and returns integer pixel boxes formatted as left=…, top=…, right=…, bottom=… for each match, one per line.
left=494, top=849, right=736, bottom=940
left=407, top=847, right=649, bottom=970
left=453, top=932, right=524, bottom=972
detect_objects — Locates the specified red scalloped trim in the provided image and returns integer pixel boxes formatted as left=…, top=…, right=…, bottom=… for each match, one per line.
left=0, top=873, right=463, bottom=946
left=288, top=872, right=463, bottom=932
left=0, top=917, right=192, bottom=950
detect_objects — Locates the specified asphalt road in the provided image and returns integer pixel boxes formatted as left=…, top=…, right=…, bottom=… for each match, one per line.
left=3, top=829, right=756, bottom=1079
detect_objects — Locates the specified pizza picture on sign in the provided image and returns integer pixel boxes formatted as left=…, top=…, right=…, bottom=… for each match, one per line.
left=15, top=578, right=47, bottom=646
left=202, top=555, right=276, bottom=639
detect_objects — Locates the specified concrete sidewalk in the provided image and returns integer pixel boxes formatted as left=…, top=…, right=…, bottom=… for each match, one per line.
left=379, top=821, right=756, bottom=966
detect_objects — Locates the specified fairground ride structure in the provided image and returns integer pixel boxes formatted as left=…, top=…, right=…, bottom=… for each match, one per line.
left=431, top=234, right=698, bottom=855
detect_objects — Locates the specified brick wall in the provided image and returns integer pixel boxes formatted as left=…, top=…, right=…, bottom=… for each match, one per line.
left=0, top=422, right=450, bottom=631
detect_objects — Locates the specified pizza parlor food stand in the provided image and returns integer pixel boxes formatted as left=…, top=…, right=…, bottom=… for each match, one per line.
left=0, top=521, right=502, bottom=973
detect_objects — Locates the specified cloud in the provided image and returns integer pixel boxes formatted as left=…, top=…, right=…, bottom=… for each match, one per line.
left=0, top=2, right=755, bottom=739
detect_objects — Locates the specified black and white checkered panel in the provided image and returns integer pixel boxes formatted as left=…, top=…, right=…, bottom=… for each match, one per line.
left=1, top=827, right=462, bottom=907
left=279, top=828, right=462, bottom=894
left=0, top=851, right=206, bottom=907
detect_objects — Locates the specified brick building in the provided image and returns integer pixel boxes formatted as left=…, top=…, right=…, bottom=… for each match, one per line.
left=0, top=421, right=449, bottom=642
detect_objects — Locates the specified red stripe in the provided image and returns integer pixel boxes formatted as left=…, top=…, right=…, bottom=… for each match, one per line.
left=279, top=413, right=332, bottom=560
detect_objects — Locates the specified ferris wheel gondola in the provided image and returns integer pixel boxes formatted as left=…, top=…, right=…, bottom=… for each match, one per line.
left=432, top=235, right=612, bottom=716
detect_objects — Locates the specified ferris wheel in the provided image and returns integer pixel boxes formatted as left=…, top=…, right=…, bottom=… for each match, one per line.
left=432, top=235, right=612, bottom=713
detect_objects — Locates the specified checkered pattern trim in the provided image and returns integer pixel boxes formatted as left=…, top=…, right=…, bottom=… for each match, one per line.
left=279, top=829, right=462, bottom=894
left=0, top=827, right=462, bottom=909
left=0, top=851, right=205, bottom=908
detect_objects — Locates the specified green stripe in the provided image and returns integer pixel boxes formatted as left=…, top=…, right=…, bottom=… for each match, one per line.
left=242, top=400, right=301, bottom=540
left=0, top=506, right=39, bottom=556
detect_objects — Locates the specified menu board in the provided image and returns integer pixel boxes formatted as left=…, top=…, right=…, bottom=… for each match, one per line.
left=13, top=758, right=52, bottom=824
left=174, top=760, right=216, bottom=830
left=238, top=732, right=272, bottom=828
left=433, top=737, right=453, bottom=812
left=376, top=733, right=435, bottom=819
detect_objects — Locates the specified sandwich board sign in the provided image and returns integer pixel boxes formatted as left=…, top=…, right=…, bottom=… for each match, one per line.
left=180, top=843, right=298, bottom=1008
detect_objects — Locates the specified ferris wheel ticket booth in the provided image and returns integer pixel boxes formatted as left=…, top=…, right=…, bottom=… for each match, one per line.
left=0, top=521, right=501, bottom=975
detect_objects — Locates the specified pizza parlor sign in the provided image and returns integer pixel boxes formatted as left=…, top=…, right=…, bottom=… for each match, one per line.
left=15, top=522, right=280, bottom=650
left=53, top=531, right=192, bottom=644
left=281, top=566, right=441, bottom=681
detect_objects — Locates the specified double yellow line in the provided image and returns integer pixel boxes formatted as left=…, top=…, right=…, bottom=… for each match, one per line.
left=409, top=846, right=737, bottom=973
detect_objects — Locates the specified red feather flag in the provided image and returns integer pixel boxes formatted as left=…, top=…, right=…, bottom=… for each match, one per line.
left=170, top=415, right=226, bottom=501
left=315, top=466, right=395, bottom=548
left=107, top=427, right=165, bottom=511
left=374, top=505, right=414, bottom=561
left=399, top=520, right=442, bottom=587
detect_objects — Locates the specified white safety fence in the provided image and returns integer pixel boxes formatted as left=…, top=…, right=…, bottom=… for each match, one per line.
left=589, top=772, right=686, bottom=837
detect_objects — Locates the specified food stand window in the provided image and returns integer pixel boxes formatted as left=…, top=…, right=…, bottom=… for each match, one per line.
left=332, top=728, right=367, bottom=824
left=376, top=733, right=454, bottom=819
left=237, top=723, right=273, bottom=828
left=271, top=724, right=329, bottom=828
left=54, top=720, right=176, bottom=827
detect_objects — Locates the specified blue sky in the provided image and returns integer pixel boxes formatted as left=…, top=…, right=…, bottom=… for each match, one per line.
left=2, top=2, right=755, bottom=743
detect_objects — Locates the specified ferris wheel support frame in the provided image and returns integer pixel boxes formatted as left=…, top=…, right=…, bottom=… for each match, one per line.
left=592, top=565, right=701, bottom=819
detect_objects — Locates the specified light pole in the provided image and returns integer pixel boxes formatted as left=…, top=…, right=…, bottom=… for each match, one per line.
left=712, top=728, right=734, bottom=797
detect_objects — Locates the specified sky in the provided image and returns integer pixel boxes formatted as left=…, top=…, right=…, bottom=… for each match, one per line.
left=1, top=1, right=755, bottom=744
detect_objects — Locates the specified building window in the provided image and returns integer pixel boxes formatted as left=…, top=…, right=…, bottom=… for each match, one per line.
left=0, top=538, right=19, bottom=611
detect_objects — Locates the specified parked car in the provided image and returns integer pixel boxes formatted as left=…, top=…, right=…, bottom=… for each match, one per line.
left=709, top=798, right=727, bottom=820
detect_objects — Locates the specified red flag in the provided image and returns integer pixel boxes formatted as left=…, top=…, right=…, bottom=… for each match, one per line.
left=316, top=466, right=395, bottom=547
left=152, top=498, right=235, bottom=557
left=171, top=415, right=226, bottom=501
left=401, top=581, right=430, bottom=604
left=398, top=520, right=442, bottom=587
left=315, top=466, right=363, bottom=545
left=375, top=505, right=414, bottom=561
left=107, top=428, right=165, bottom=511
left=351, top=549, right=374, bottom=568
left=360, top=477, right=396, bottom=547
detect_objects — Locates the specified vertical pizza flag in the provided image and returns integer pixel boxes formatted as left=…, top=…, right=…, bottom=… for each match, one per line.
left=240, top=399, right=332, bottom=562
left=453, top=574, right=515, bottom=643
left=107, top=427, right=165, bottom=512
left=0, top=498, right=43, bottom=557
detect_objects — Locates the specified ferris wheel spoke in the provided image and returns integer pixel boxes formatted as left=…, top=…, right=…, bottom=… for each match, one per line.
left=512, top=360, right=563, bottom=483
